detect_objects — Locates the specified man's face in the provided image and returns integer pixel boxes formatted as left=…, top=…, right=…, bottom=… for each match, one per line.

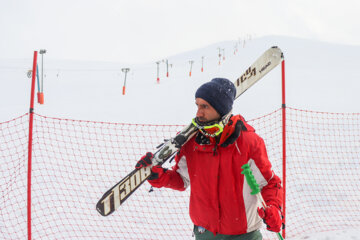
left=195, top=98, right=221, bottom=123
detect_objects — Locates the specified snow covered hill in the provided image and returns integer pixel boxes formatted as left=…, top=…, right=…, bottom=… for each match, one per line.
left=1, top=35, right=360, bottom=124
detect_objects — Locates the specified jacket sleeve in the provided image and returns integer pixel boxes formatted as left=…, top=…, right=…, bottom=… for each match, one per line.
left=147, top=152, right=187, bottom=191
left=248, top=132, right=283, bottom=210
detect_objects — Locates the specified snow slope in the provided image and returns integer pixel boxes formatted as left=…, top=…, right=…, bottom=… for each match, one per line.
left=1, top=35, right=360, bottom=124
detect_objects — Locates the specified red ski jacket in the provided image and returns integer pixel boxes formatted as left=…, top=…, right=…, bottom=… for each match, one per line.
left=149, top=115, right=283, bottom=235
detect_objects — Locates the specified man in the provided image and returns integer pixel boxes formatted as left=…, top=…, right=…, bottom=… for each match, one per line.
left=136, top=78, right=284, bottom=240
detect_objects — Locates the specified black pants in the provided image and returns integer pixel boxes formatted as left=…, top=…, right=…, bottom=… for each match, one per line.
left=193, top=226, right=262, bottom=240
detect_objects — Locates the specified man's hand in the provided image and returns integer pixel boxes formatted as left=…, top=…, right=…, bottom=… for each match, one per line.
left=258, top=205, right=283, bottom=232
left=135, top=152, right=167, bottom=181
left=135, top=152, right=153, bottom=169
left=148, top=165, right=167, bottom=180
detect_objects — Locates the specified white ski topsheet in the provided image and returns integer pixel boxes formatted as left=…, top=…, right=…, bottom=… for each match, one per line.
left=235, top=46, right=283, bottom=99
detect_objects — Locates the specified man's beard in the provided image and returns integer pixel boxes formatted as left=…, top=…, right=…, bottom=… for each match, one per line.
left=196, top=117, right=208, bottom=124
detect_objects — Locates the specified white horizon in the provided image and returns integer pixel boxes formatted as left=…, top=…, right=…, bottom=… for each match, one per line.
left=1, top=0, right=359, bottom=63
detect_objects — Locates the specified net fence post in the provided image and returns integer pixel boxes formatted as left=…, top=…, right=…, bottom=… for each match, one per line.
left=281, top=57, right=286, bottom=239
left=27, top=51, right=38, bottom=240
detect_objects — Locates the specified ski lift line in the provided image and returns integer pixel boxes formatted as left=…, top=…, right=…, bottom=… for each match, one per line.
left=45, top=68, right=123, bottom=72
left=22, top=39, right=249, bottom=83
left=153, top=41, right=244, bottom=78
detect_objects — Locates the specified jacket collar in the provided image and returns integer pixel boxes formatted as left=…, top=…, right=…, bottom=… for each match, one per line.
left=194, top=114, right=254, bottom=148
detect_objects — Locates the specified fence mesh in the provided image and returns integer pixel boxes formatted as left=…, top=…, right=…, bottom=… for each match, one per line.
left=0, top=108, right=359, bottom=239
left=0, top=114, right=29, bottom=239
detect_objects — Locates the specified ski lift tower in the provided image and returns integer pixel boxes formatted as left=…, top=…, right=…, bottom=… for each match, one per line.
left=38, top=49, right=46, bottom=104
left=217, top=47, right=222, bottom=65
left=121, top=68, right=130, bottom=95
left=189, top=60, right=194, bottom=77
left=156, top=61, right=161, bottom=83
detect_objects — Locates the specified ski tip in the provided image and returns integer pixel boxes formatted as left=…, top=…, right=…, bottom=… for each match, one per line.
left=96, top=203, right=107, bottom=217
left=271, top=46, right=284, bottom=60
left=96, top=202, right=113, bottom=217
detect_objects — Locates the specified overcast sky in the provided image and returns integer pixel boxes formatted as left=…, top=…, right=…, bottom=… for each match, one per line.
left=1, top=0, right=359, bottom=63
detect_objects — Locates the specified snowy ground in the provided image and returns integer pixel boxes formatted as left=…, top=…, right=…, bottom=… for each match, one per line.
left=290, top=229, right=360, bottom=240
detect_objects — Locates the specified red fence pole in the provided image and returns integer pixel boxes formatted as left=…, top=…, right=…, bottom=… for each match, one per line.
left=28, top=51, right=38, bottom=240
left=281, top=58, right=286, bottom=238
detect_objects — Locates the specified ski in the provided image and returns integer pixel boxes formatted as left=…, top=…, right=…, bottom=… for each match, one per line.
left=234, top=46, right=283, bottom=99
left=96, top=46, right=283, bottom=216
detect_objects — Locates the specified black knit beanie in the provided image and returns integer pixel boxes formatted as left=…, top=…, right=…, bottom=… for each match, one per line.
left=195, top=78, right=236, bottom=117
